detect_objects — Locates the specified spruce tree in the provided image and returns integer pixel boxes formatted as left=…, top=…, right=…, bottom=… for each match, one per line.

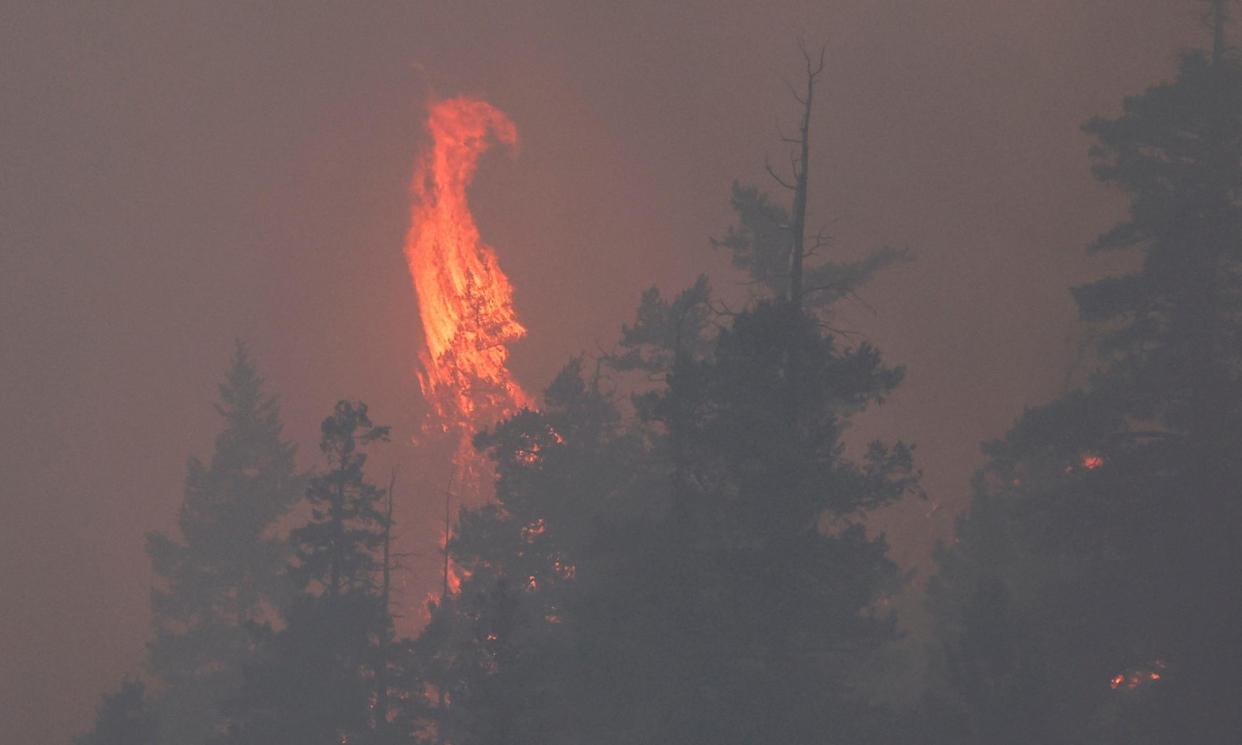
left=288, top=400, right=391, bottom=599
left=144, top=342, right=301, bottom=744
left=221, top=400, right=397, bottom=745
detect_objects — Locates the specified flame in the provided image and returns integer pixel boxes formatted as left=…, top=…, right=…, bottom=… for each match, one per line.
left=404, top=96, right=532, bottom=601
left=404, top=96, right=531, bottom=435
left=522, top=518, right=547, bottom=542
left=1110, top=660, right=1165, bottom=691
left=441, top=527, right=464, bottom=595
left=1065, top=453, right=1105, bottom=474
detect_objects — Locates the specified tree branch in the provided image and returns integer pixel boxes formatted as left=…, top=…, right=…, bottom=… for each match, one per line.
left=765, top=157, right=797, bottom=190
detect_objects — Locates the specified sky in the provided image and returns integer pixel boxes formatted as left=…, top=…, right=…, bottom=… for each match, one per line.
left=0, top=1, right=1208, bottom=742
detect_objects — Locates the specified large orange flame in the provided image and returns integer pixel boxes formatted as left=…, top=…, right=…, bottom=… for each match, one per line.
left=404, top=97, right=530, bottom=604
left=405, top=96, right=531, bottom=437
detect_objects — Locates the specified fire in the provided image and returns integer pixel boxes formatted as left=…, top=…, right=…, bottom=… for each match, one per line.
left=442, top=528, right=464, bottom=595
left=1065, top=453, right=1105, bottom=474
left=404, top=96, right=533, bottom=601
left=1109, top=659, right=1166, bottom=691
left=404, top=96, right=531, bottom=437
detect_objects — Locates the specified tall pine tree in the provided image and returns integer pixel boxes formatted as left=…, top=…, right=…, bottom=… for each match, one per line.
left=221, top=400, right=400, bottom=745
left=927, top=5, right=1242, bottom=742
left=144, top=342, right=302, bottom=745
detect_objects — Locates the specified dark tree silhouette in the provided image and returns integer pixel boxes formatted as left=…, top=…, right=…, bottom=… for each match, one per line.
left=927, top=7, right=1242, bottom=742
left=144, top=342, right=302, bottom=745
left=289, top=401, right=391, bottom=598
left=714, top=44, right=910, bottom=315
left=221, top=401, right=401, bottom=745
left=76, top=680, right=159, bottom=745
left=408, top=50, right=922, bottom=742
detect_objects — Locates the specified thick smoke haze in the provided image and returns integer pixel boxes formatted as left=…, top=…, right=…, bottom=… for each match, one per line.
left=1, top=2, right=1203, bottom=743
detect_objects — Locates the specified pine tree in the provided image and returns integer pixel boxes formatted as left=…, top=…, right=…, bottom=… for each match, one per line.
left=602, top=299, right=915, bottom=745
left=144, top=341, right=302, bottom=744
left=927, top=7, right=1242, bottom=741
left=410, top=361, right=641, bottom=745
left=289, top=400, right=391, bottom=599
left=221, top=401, right=398, bottom=745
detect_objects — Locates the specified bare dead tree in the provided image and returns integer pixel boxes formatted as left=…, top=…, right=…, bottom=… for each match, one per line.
left=767, top=39, right=826, bottom=310
left=376, top=466, right=398, bottom=739
left=442, top=469, right=455, bottom=601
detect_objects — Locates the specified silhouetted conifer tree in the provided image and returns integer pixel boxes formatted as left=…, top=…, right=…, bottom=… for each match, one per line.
left=221, top=401, right=400, bottom=745
left=144, top=342, right=302, bottom=744
left=406, top=44, right=921, bottom=745
left=76, top=680, right=159, bottom=745
left=927, top=7, right=1242, bottom=742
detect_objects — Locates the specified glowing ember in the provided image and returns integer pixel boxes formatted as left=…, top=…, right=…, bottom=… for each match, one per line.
left=522, top=518, right=546, bottom=542
left=404, top=96, right=532, bottom=440
left=441, top=528, right=464, bottom=595
left=1110, top=661, right=1165, bottom=691
left=1081, top=453, right=1105, bottom=470
left=553, top=558, right=576, bottom=580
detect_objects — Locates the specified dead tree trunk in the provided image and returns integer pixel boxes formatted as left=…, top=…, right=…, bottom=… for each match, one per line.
left=767, top=41, right=825, bottom=311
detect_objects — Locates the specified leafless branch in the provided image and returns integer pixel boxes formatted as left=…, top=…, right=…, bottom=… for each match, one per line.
left=776, top=120, right=802, bottom=145
left=734, top=274, right=781, bottom=287
left=804, top=283, right=845, bottom=296
left=780, top=73, right=807, bottom=105
left=765, top=157, right=796, bottom=190
left=817, top=319, right=861, bottom=337
left=709, top=298, right=740, bottom=318
left=847, top=290, right=879, bottom=316
left=798, top=37, right=827, bottom=80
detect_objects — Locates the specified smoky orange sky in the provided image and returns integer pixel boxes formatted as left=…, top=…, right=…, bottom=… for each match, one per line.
left=1, top=2, right=1206, bottom=742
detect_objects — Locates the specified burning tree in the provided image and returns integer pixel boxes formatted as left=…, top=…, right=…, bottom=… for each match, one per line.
left=404, top=96, right=531, bottom=481
left=407, top=44, right=920, bottom=745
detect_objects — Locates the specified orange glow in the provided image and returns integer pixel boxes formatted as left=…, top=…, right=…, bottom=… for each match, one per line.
left=522, top=518, right=546, bottom=542
left=553, top=558, right=576, bottom=580
left=404, top=96, right=532, bottom=602
left=404, top=96, right=531, bottom=437
left=446, top=563, right=463, bottom=595
left=442, top=528, right=464, bottom=595
left=1081, top=453, right=1105, bottom=470
left=514, top=425, right=565, bottom=466
left=1110, top=660, right=1165, bottom=691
